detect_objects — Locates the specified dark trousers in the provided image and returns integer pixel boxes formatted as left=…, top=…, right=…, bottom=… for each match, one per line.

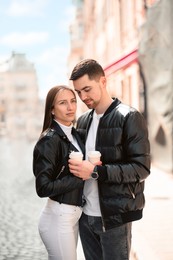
left=79, top=212, right=132, bottom=260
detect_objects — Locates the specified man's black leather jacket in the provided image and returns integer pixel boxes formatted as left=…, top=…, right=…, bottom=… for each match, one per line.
left=33, top=121, right=85, bottom=206
left=77, top=99, right=151, bottom=230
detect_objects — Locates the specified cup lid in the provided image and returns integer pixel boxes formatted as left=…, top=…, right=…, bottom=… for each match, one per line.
left=87, top=151, right=101, bottom=156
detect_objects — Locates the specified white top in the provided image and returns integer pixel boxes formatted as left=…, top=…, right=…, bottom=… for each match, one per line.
left=54, top=120, right=81, bottom=152
left=83, top=111, right=103, bottom=216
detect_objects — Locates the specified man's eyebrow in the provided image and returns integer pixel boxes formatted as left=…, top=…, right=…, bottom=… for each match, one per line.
left=75, top=86, right=90, bottom=92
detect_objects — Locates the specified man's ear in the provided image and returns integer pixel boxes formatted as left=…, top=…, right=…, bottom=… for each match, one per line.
left=100, top=76, right=106, bottom=88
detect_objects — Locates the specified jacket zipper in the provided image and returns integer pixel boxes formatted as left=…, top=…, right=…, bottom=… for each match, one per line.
left=56, top=165, right=65, bottom=179
left=128, top=184, right=136, bottom=199
left=95, top=117, right=106, bottom=232
left=97, top=182, right=106, bottom=232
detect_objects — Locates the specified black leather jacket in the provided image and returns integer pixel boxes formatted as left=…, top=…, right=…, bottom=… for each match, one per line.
left=77, top=99, right=151, bottom=230
left=33, top=121, right=85, bottom=206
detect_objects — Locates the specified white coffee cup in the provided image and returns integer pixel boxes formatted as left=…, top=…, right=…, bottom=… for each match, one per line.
left=69, top=151, right=83, bottom=162
left=87, top=151, right=101, bottom=164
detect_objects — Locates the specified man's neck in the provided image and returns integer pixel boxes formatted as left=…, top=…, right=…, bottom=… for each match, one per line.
left=95, top=95, right=113, bottom=114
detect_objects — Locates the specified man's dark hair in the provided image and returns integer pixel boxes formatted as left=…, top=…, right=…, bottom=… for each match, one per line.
left=70, top=59, right=105, bottom=81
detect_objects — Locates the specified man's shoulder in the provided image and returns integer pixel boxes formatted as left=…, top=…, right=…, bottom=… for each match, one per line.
left=76, top=110, right=92, bottom=130
left=116, top=102, right=137, bottom=117
left=78, top=109, right=92, bottom=121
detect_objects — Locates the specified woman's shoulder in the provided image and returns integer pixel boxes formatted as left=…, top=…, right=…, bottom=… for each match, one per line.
left=36, top=128, right=60, bottom=146
left=34, top=128, right=60, bottom=154
left=40, top=128, right=56, bottom=138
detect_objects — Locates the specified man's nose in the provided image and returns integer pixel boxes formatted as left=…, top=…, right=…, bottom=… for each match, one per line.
left=80, top=91, right=87, bottom=101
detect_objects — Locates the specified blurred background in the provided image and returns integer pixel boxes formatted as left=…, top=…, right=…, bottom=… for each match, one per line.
left=0, top=0, right=173, bottom=259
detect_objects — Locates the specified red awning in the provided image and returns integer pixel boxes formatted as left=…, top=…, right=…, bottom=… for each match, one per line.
left=104, top=49, right=138, bottom=76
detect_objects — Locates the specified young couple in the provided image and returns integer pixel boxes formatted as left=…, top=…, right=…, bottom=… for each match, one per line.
left=33, top=59, right=150, bottom=260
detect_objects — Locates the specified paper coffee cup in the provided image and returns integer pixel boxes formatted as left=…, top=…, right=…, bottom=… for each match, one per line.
left=87, top=151, right=101, bottom=164
left=69, top=151, right=83, bottom=162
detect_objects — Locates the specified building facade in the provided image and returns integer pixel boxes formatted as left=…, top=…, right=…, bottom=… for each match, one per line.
left=0, top=52, right=43, bottom=140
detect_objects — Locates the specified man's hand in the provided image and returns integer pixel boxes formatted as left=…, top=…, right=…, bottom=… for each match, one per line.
left=68, top=159, right=101, bottom=180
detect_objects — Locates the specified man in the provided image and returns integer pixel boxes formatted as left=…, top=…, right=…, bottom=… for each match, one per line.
left=69, top=59, right=150, bottom=260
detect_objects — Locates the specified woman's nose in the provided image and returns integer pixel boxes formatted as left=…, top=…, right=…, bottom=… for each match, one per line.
left=67, top=102, right=73, bottom=110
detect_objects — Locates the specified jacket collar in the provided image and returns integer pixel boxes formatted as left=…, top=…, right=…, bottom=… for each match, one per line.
left=51, top=120, right=85, bottom=155
left=88, top=98, right=121, bottom=118
left=84, top=98, right=121, bottom=139
left=103, top=98, right=121, bottom=116
left=51, top=120, right=68, bottom=138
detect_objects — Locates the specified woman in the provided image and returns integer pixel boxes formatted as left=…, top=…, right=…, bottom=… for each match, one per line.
left=33, top=85, right=85, bottom=260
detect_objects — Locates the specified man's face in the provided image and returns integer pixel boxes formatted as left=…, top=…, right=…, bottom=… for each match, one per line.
left=73, top=74, right=103, bottom=109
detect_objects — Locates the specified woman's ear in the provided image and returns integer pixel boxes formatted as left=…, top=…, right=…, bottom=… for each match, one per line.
left=51, top=109, right=55, bottom=115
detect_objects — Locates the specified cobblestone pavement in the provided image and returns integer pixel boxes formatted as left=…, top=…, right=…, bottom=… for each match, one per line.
left=0, top=139, right=47, bottom=260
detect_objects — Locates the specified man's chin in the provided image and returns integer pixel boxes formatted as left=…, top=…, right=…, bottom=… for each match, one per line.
left=86, top=104, right=94, bottom=109
left=84, top=101, right=93, bottom=107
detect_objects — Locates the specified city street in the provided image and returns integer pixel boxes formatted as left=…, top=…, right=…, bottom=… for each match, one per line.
left=0, top=1, right=172, bottom=260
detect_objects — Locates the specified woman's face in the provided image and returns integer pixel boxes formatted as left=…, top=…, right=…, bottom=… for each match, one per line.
left=52, top=89, right=77, bottom=126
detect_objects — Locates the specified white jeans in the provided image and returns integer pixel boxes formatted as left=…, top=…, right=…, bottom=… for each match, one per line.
left=38, top=198, right=82, bottom=260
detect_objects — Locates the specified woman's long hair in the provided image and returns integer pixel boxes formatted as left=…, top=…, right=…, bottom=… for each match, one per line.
left=41, top=85, right=76, bottom=134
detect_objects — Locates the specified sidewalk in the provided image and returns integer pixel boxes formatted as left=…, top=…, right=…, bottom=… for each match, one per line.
left=131, top=164, right=173, bottom=260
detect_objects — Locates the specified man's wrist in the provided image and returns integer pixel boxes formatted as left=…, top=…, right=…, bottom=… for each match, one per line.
left=90, top=165, right=99, bottom=180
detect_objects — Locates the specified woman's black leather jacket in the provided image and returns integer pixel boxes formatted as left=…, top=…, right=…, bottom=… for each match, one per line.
left=76, top=98, right=151, bottom=230
left=33, top=121, right=85, bottom=206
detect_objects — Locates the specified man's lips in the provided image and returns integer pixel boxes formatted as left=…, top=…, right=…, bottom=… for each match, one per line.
left=84, top=99, right=92, bottom=105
